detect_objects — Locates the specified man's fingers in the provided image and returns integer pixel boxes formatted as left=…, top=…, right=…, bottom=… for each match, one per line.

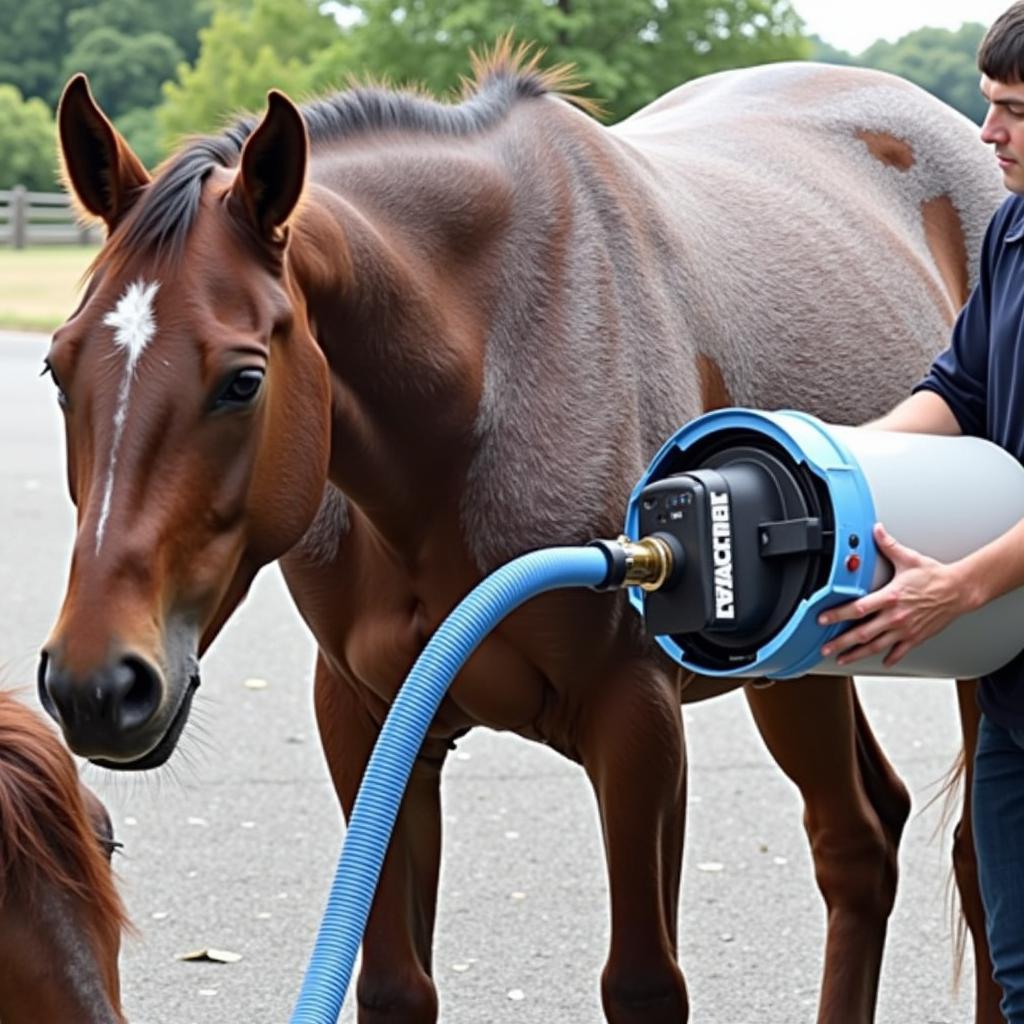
left=818, top=588, right=888, bottom=626
left=821, top=613, right=889, bottom=658
left=882, top=640, right=914, bottom=669
left=836, top=630, right=902, bottom=667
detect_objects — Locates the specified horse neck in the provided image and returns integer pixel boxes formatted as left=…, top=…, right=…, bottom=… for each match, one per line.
left=287, top=132, right=529, bottom=544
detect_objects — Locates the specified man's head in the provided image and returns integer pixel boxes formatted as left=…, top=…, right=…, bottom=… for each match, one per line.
left=979, top=2, right=1024, bottom=193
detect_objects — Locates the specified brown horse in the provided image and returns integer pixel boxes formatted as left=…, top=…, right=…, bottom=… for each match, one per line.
left=0, top=689, right=127, bottom=1023
left=41, top=46, right=1004, bottom=1022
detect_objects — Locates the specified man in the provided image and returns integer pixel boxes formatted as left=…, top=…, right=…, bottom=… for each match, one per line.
left=819, top=5, right=1024, bottom=1018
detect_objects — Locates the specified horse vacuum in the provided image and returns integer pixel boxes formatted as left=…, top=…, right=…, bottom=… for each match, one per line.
left=291, top=410, right=1024, bottom=1022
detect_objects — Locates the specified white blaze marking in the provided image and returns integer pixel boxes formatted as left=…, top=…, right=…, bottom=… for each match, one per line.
left=95, top=279, right=160, bottom=552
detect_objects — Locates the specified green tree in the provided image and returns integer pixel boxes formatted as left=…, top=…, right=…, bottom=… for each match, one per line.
left=0, top=85, right=58, bottom=190
left=67, top=0, right=213, bottom=65
left=159, top=0, right=346, bottom=142
left=333, top=0, right=809, bottom=121
left=0, top=0, right=210, bottom=107
left=807, top=34, right=856, bottom=67
left=115, top=107, right=167, bottom=171
left=63, top=28, right=183, bottom=120
left=0, top=0, right=90, bottom=105
left=860, top=24, right=988, bottom=123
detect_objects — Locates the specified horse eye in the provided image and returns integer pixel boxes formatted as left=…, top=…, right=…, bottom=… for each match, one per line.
left=96, top=834, right=124, bottom=861
left=216, top=368, right=264, bottom=408
left=42, top=360, right=69, bottom=409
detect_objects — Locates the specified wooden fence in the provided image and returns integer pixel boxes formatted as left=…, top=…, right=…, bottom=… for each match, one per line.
left=0, top=186, right=101, bottom=247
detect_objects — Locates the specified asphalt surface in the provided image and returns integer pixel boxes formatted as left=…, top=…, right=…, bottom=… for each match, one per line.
left=1, top=329, right=977, bottom=1023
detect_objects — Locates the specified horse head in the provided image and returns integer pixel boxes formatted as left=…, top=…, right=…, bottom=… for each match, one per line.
left=0, top=691, right=128, bottom=1022
left=39, top=76, right=331, bottom=768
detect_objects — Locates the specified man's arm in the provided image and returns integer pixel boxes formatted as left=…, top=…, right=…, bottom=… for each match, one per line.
left=873, top=387, right=1024, bottom=611
left=816, top=389, right=1024, bottom=667
left=864, top=389, right=963, bottom=435
left=954, top=516, right=1024, bottom=610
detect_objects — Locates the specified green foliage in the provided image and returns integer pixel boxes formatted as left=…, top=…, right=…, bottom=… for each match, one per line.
left=0, top=85, right=59, bottom=190
left=158, top=0, right=346, bottom=143
left=333, top=0, right=809, bottom=121
left=67, top=0, right=213, bottom=64
left=860, top=24, right=988, bottom=124
left=0, top=0, right=212, bottom=110
left=115, top=107, right=167, bottom=170
left=807, top=34, right=856, bottom=67
left=0, top=0, right=90, bottom=105
left=63, top=28, right=183, bottom=120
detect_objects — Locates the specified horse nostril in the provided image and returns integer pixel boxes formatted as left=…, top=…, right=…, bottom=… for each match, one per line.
left=38, top=651, right=164, bottom=736
left=109, top=656, right=162, bottom=732
left=37, top=651, right=60, bottom=722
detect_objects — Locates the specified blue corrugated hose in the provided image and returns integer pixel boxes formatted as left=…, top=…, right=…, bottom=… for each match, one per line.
left=289, top=545, right=611, bottom=1023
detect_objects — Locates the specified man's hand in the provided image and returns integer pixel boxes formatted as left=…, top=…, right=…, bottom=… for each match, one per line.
left=817, top=523, right=970, bottom=667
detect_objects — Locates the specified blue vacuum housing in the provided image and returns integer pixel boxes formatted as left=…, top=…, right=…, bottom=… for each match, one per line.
left=626, top=409, right=1024, bottom=679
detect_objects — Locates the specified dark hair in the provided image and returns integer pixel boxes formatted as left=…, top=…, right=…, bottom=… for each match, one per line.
left=979, top=2, right=1024, bottom=82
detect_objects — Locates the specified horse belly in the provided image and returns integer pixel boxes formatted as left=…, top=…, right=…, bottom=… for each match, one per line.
left=339, top=604, right=549, bottom=733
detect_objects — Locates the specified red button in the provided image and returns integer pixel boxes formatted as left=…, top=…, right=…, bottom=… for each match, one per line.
left=846, top=554, right=861, bottom=572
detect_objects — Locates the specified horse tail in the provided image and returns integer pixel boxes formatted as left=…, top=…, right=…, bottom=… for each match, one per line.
left=924, top=745, right=970, bottom=994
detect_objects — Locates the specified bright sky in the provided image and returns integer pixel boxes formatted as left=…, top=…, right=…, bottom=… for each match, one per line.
left=792, top=0, right=1014, bottom=54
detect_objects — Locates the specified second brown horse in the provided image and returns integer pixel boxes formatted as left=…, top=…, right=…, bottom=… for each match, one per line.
left=40, top=49, right=1003, bottom=1022
left=0, top=690, right=127, bottom=1023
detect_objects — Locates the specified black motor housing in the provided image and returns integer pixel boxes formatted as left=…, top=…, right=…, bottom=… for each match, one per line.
left=636, top=436, right=833, bottom=671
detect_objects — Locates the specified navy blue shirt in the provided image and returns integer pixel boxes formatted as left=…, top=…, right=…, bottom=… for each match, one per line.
left=915, top=193, right=1024, bottom=727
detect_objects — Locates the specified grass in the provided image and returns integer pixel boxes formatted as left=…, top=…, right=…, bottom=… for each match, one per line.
left=0, top=246, right=99, bottom=332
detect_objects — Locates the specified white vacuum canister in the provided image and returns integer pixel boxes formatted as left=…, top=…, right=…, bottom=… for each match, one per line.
left=828, top=426, right=1024, bottom=678
left=626, top=410, right=1024, bottom=679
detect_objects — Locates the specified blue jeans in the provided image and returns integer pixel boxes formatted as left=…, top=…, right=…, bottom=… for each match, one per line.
left=974, top=713, right=1024, bottom=1022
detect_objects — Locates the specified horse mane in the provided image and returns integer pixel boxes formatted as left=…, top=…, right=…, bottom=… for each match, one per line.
left=0, top=690, right=128, bottom=943
left=99, top=38, right=588, bottom=270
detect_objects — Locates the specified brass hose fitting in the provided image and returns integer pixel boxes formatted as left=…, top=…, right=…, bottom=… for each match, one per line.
left=589, top=534, right=680, bottom=592
left=618, top=535, right=675, bottom=591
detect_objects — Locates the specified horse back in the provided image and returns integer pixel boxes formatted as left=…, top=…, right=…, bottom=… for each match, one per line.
left=604, top=62, right=1002, bottom=425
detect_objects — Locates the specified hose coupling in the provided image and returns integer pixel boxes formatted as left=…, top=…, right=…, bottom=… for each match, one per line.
left=589, top=534, right=681, bottom=592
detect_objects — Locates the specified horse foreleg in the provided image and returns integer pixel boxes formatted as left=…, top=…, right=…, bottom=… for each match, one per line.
left=953, top=679, right=1004, bottom=1023
left=745, top=676, right=911, bottom=1024
left=314, top=656, right=445, bottom=1024
left=578, top=667, right=689, bottom=1023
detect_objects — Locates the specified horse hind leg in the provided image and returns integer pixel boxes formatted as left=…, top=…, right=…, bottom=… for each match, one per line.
left=951, top=679, right=1004, bottom=1024
left=745, top=675, right=911, bottom=1024
left=578, top=665, right=689, bottom=1024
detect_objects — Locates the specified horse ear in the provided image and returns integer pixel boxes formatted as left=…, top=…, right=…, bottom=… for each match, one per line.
left=57, top=74, right=150, bottom=230
left=231, top=90, right=308, bottom=240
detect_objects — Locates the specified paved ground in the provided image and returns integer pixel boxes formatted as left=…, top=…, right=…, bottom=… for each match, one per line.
left=2, top=330, right=978, bottom=1022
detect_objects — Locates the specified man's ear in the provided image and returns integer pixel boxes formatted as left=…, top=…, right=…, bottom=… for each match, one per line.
left=57, top=74, right=150, bottom=230
left=230, top=90, right=308, bottom=241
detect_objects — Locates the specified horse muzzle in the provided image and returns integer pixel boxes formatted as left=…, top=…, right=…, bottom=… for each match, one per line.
left=38, top=635, right=200, bottom=770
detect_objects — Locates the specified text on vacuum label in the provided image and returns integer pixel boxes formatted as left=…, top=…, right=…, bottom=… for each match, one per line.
left=710, top=491, right=735, bottom=619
